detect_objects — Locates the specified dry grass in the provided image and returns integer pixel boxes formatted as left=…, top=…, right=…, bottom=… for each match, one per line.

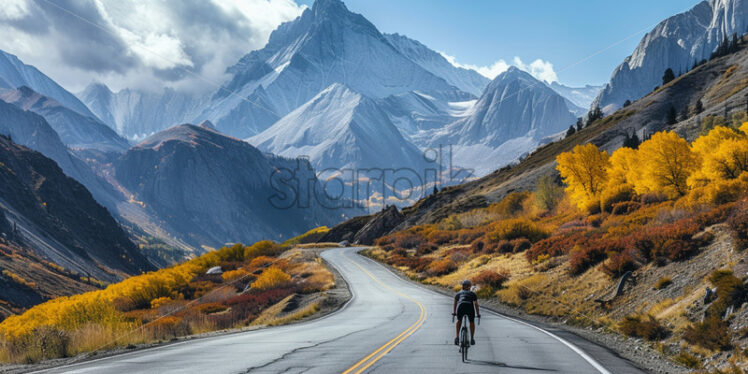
left=250, top=294, right=320, bottom=326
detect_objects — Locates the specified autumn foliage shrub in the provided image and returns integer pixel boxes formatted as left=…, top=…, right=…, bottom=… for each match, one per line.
left=415, top=243, right=437, bottom=255
left=600, top=185, right=635, bottom=213
left=393, top=233, right=426, bottom=249
left=427, top=230, right=455, bottom=245
left=251, top=267, right=291, bottom=290
left=488, top=218, right=548, bottom=243
left=426, top=259, right=457, bottom=276
left=456, top=228, right=484, bottom=245
left=611, top=201, right=641, bottom=215
left=525, top=231, right=587, bottom=263
left=511, top=238, right=532, bottom=253
left=619, top=315, right=668, bottom=341
left=488, top=192, right=530, bottom=217
left=196, top=303, right=228, bottom=315
left=600, top=248, right=638, bottom=278
left=683, top=318, right=732, bottom=351
left=632, top=219, right=703, bottom=263
left=471, top=269, right=510, bottom=289
left=387, top=254, right=432, bottom=272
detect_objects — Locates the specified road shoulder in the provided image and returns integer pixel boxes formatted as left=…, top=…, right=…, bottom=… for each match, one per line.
left=358, top=250, right=688, bottom=374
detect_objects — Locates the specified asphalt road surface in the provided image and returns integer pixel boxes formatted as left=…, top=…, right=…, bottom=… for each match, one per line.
left=36, top=247, right=645, bottom=374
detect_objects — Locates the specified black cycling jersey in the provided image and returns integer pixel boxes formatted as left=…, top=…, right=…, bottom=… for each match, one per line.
left=454, top=290, right=477, bottom=306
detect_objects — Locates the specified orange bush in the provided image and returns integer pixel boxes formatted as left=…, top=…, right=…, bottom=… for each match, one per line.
left=426, top=259, right=457, bottom=276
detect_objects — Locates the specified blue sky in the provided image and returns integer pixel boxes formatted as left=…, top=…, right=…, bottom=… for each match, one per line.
left=298, top=0, right=701, bottom=86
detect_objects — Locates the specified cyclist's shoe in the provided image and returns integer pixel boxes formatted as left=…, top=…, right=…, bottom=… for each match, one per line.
left=454, top=337, right=459, bottom=345
left=470, top=338, right=476, bottom=345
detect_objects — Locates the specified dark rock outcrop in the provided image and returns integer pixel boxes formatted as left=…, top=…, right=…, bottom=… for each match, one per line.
left=353, top=206, right=404, bottom=245
left=319, top=214, right=374, bottom=243
left=0, top=135, right=154, bottom=278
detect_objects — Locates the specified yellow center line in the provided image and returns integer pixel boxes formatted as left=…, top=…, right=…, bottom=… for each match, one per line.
left=341, top=252, right=428, bottom=374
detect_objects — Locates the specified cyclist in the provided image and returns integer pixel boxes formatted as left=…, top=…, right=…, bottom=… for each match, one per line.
left=452, top=279, right=480, bottom=346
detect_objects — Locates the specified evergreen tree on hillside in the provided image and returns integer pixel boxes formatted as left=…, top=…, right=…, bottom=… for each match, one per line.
left=662, top=68, right=675, bottom=86
left=695, top=99, right=704, bottom=115
left=566, top=125, right=576, bottom=138
left=622, top=130, right=641, bottom=149
left=576, top=117, right=584, bottom=131
left=666, top=105, right=678, bottom=125
left=586, top=106, right=603, bottom=127
left=623, top=99, right=632, bottom=108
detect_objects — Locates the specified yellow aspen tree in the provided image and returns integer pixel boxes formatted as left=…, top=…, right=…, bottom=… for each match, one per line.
left=702, top=138, right=748, bottom=180
left=637, top=131, right=699, bottom=198
left=691, top=126, right=745, bottom=157
left=556, top=143, right=610, bottom=211
left=740, top=122, right=748, bottom=135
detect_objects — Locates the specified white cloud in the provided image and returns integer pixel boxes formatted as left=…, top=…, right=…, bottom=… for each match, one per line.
left=441, top=52, right=558, bottom=83
left=0, top=0, right=306, bottom=93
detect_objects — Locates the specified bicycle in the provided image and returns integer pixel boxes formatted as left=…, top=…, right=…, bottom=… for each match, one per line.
left=452, top=314, right=479, bottom=362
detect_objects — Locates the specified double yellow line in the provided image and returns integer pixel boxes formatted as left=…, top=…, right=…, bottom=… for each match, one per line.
left=341, top=253, right=427, bottom=374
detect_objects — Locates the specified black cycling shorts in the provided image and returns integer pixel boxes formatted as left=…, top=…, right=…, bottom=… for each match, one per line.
left=456, top=303, right=475, bottom=323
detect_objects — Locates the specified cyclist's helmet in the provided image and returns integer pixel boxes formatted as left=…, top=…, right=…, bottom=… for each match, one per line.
left=462, top=279, right=472, bottom=287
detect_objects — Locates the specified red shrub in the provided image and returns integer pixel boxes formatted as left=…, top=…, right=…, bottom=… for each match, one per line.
left=569, top=245, right=606, bottom=275
left=471, top=269, right=510, bottom=289
left=387, top=255, right=433, bottom=272
left=601, top=249, right=638, bottom=278
left=694, top=202, right=736, bottom=228
left=632, top=219, right=702, bottom=263
left=526, top=231, right=589, bottom=263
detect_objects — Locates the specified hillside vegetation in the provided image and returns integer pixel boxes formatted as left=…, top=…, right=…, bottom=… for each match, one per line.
left=0, top=237, right=335, bottom=363
left=367, top=120, right=748, bottom=371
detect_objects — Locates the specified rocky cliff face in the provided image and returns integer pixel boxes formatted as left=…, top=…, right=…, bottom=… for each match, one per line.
left=593, top=0, right=748, bottom=112
left=0, top=135, right=154, bottom=280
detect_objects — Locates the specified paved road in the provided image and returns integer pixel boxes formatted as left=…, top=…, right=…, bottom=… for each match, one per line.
left=36, top=247, right=645, bottom=374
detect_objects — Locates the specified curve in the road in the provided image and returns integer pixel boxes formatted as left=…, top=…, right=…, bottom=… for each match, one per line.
left=31, top=247, right=644, bottom=374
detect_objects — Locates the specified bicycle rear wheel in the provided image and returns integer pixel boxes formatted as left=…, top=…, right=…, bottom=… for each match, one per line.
left=460, top=327, right=468, bottom=362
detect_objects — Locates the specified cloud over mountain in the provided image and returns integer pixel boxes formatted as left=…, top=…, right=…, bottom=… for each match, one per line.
left=0, top=0, right=304, bottom=93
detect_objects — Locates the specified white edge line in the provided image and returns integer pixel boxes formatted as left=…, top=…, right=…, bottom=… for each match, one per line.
left=354, top=248, right=613, bottom=374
